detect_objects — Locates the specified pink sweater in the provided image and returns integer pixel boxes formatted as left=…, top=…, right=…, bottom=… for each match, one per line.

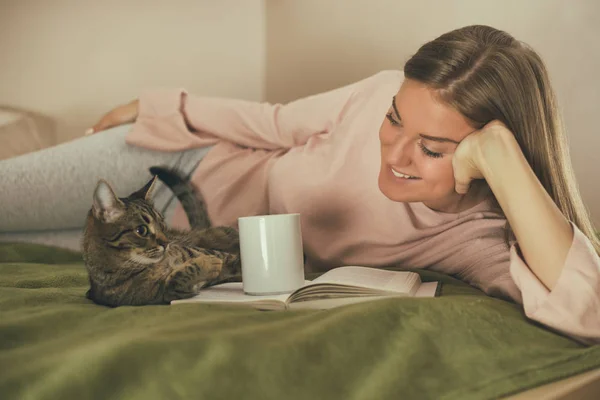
left=127, top=71, right=600, bottom=344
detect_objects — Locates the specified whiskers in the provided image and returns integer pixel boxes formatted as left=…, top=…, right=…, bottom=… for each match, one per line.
left=128, top=246, right=165, bottom=265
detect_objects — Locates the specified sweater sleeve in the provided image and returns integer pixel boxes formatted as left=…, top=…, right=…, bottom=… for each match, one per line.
left=126, top=71, right=401, bottom=151
left=509, top=222, right=600, bottom=345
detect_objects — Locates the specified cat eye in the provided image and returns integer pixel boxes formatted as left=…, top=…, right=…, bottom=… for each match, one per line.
left=135, top=225, right=149, bottom=237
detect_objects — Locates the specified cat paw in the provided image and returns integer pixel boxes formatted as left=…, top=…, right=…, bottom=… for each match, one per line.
left=223, top=254, right=242, bottom=277
left=191, top=255, right=223, bottom=281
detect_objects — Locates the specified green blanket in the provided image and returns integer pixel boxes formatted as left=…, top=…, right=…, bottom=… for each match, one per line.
left=1, top=243, right=599, bottom=400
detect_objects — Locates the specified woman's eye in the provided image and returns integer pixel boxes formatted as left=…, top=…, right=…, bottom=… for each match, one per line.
left=418, top=141, right=443, bottom=159
left=385, top=113, right=401, bottom=127
left=135, top=225, right=149, bottom=237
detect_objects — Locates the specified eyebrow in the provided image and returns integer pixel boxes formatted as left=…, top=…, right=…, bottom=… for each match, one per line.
left=391, top=96, right=461, bottom=145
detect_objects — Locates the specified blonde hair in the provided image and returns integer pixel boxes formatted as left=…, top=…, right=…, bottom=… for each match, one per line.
left=404, top=25, right=599, bottom=253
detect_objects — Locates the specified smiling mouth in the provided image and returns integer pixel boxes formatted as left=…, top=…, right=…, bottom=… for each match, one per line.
left=391, top=168, right=420, bottom=180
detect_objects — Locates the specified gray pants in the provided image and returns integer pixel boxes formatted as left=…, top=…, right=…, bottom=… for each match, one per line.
left=0, top=124, right=211, bottom=251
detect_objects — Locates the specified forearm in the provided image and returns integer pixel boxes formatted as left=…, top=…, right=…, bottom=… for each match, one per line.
left=184, top=96, right=298, bottom=149
left=478, top=131, right=573, bottom=290
left=134, top=88, right=284, bottom=150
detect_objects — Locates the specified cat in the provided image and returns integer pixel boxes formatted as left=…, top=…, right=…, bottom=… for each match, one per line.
left=82, top=166, right=241, bottom=307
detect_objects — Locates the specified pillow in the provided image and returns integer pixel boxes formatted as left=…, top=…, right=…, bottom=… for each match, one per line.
left=0, top=107, right=55, bottom=160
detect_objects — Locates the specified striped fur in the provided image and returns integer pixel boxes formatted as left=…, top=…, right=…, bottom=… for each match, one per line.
left=82, top=175, right=240, bottom=307
left=149, top=165, right=210, bottom=229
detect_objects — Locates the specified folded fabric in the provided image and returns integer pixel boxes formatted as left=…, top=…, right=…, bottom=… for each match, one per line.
left=1, top=243, right=599, bottom=400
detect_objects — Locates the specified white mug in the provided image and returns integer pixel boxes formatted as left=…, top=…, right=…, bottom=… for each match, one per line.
left=238, top=213, right=305, bottom=295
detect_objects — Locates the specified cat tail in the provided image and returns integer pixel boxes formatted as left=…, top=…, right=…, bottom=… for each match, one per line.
left=149, top=166, right=211, bottom=229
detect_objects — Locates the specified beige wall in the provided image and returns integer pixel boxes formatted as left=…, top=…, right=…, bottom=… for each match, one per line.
left=266, top=0, right=600, bottom=225
left=0, top=0, right=265, bottom=143
left=2, top=0, right=599, bottom=224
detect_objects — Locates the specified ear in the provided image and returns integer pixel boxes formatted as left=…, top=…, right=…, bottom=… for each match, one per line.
left=92, top=180, right=125, bottom=223
left=130, top=176, right=158, bottom=201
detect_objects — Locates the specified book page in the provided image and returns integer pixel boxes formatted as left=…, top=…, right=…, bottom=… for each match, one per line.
left=309, top=266, right=420, bottom=295
left=171, top=283, right=290, bottom=305
left=414, top=281, right=440, bottom=298
left=289, top=295, right=393, bottom=311
left=290, top=282, right=440, bottom=310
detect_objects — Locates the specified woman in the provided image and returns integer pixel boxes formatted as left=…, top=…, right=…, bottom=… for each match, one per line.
left=1, top=25, right=598, bottom=343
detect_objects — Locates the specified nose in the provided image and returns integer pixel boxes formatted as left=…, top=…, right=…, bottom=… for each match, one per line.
left=155, top=233, right=169, bottom=247
left=386, top=134, right=414, bottom=168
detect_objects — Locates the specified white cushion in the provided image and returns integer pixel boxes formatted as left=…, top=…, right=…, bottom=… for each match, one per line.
left=0, top=108, right=56, bottom=160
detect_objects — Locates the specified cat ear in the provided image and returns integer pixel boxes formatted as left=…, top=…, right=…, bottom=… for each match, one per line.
left=131, top=176, right=158, bottom=201
left=92, top=180, right=125, bottom=223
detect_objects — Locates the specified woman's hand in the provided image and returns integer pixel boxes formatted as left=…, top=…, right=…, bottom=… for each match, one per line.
left=453, top=119, right=573, bottom=290
left=86, top=99, right=139, bottom=135
left=452, top=120, right=513, bottom=194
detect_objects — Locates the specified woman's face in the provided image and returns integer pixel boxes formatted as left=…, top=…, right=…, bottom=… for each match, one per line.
left=378, top=79, right=478, bottom=212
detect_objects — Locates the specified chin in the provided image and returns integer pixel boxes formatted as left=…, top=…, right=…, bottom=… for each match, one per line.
left=382, top=191, right=421, bottom=203
left=377, top=178, right=416, bottom=203
left=129, top=250, right=164, bottom=265
left=378, top=173, right=450, bottom=205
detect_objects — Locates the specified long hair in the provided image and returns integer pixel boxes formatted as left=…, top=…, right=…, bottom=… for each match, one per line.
left=404, top=25, right=599, bottom=253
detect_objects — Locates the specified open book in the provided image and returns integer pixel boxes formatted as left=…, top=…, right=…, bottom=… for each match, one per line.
left=171, top=266, right=441, bottom=311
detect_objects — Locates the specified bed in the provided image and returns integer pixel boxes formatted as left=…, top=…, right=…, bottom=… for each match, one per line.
left=1, top=242, right=599, bottom=399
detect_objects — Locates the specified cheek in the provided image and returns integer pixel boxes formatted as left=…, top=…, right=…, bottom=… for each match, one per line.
left=128, top=236, right=149, bottom=249
left=419, top=158, right=455, bottom=187
left=378, top=122, right=396, bottom=146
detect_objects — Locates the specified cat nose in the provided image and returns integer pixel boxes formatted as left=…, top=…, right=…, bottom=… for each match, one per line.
left=155, top=234, right=169, bottom=247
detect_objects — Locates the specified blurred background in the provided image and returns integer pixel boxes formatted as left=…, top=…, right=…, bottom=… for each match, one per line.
left=1, top=0, right=599, bottom=223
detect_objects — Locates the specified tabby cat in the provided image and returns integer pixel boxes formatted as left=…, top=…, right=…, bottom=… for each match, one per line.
left=82, top=166, right=240, bottom=307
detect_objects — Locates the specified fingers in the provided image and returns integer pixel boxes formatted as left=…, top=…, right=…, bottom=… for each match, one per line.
left=454, top=165, right=474, bottom=194
left=85, top=99, right=139, bottom=136
left=85, top=113, right=114, bottom=136
left=452, top=157, right=473, bottom=194
left=455, top=181, right=471, bottom=195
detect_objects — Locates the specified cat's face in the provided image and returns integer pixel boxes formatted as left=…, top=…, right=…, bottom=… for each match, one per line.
left=85, top=177, right=171, bottom=264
